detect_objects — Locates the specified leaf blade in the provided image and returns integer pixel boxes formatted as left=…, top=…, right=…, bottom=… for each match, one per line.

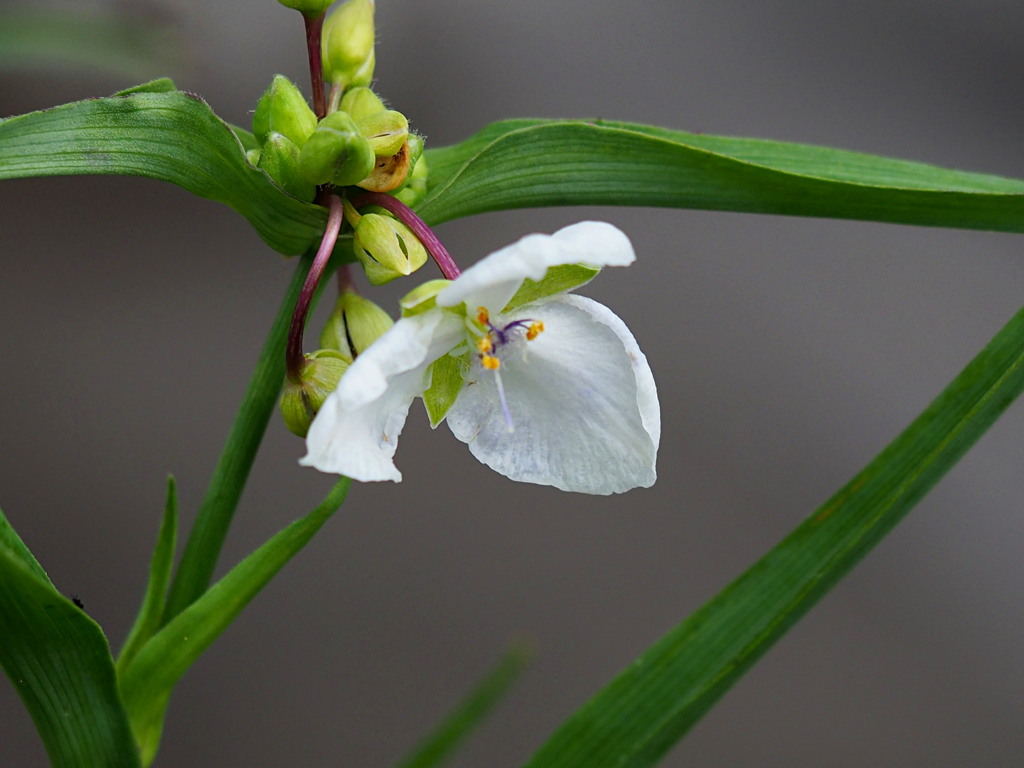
left=116, top=477, right=179, bottom=678
left=0, top=89, right=326, bottom=255
left=118, top=478, right=351, bottom=765
left=0, top=512, right=140, bottom=768
left=395, top=637, right=534, bottom=768
left=419, top=119, right=1024, bottom=232
left=525, top=302, right=1024, bottom=767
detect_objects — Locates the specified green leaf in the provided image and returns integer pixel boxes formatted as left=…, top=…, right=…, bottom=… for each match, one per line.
left=423, top=352, right=469, bottom=427
left=0, top=10, right=181, bottom=79
left=116, top=477, right=179, bottom=678
left=394, top=637, right=534, bottom=768
left=419, top=119, right=1024, bottom=232
left=0, top=510, right=140, bottom=768
left=0, top=89, right=327, bottom=255
left=503, top=264, right=600, bottom=312
left=525, top=302, right=1024, bottom=768
left=0, top=506, right=50, bottom=585
left=119, top=478, right=351, bottom=765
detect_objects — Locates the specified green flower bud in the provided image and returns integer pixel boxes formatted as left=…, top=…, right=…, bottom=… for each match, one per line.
left=339, top=86, right=385, bottom=121
left=321, top=0, right=375, bottom=88
left=353, top=213, right=428, bottom=285
left=393, top=150, right=429, bottom=207
left=297, top=111, right=376, bottom=187
left=320, top=290, right=394, bottom=359
left=253, top=75, right=317, bottom=147
left=358, top=140, right=410, bottom=192
left=258, top=132, right=316, bottom=201
left=356, top=109, right=409, bottom=157
left=276, top=0, right=335, bottom=14
left=246, top=147, right=262, bottom=166
left=400, top=279, right=451, bottom=317
left=279, top=350, right=349, bottom=437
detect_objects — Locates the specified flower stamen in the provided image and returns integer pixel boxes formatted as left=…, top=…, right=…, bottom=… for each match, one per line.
left=481, top=354, right=501, bottom=370
left=526, top=321, right=544, bottom=340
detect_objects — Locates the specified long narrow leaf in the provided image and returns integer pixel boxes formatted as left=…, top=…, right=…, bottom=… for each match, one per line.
left=116, top=477, right=179, bottom=677
left=419, top=119, right=1024, bottom=232
left=0, top=89, right=325, bottom=255
left=0, top=512, right=140, bottom=768
left=118, top=478, right=351, bottom=765
left=395, top=638, right=534, bottom=768
left=525, top=302, right=1024, bottom=768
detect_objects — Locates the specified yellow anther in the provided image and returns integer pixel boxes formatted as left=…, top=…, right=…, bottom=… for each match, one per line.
left=476, top=335, right=493, bottom=353
left=476, top=306, right=490, bottom=325
left=526, top=321, right=545, bottom=341
left=481, top=354, right=501, bottom=370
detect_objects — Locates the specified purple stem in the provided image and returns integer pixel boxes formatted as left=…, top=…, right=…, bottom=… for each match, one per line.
left=286, top=193, right=345, bottom=382
left=352, top=192, right=461, bottom=280
left=303, top=12, right=327, bottom=120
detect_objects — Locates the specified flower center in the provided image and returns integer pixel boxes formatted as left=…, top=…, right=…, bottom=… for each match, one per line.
left=474, top=306, right=544, bottom=370
left=472, top=306, right=545, bottom=432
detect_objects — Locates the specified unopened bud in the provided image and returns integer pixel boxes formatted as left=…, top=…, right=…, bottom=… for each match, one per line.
left=253, top=75, right=317, bottom=147
left=358, top=141, right=411, bottom=192
left=258, top=132, right=317, bottom=201
left=321, top=0, right=376, bottom=88
left=400, top=279, right=451, bottom=317
left=353, top=213, right=428, bottom=284
left=356, top=109, right=409, bottom=157
left=320, top=290, right=394, bottom=359
left=276, top=0, right=335, bottom=14
left=297, top=111, right=376, bottom=187
left=339, top=86, right=386, bottom=121
left=279, top=350, right=349, bottom=437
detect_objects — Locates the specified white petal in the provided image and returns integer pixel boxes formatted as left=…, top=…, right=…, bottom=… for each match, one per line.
left=301, top=309, right=463, bottom=480
left=445, top=294, right=659, bottom=494
left=436, top=221, right=635, bottom=313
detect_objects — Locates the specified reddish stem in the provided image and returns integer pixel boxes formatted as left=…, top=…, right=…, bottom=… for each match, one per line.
left=304, top=12, right=327, bottom=119
left=286, top=193, right=345, bottom=382
left=352, top=192, right=461, bottom=280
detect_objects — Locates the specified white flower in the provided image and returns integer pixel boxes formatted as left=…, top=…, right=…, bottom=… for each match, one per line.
left=300, top=221, right=660, bottom=494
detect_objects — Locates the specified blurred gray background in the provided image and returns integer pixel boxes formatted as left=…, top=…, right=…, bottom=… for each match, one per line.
left=3, top=1, right=1024, bottom=766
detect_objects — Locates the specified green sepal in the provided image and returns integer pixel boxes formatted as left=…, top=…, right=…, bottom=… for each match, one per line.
left=400, top=279, right=452, bottom=317
left=320, top=290, right=395, bottom=359
left=339, top=86, right=386, bottom=121
left=252, top=74, right=317, bottom=147
left=276, top=0, right=335, bottom=13
left=298, top=111, right=376, bottom=186
left=356, top=109, right=409, bottom=157
left=321, top=0, right=375, bottom=88
left=258, top=132, right=317, bottom=201
left=503, top=264, right=601, bottom=312
left=424, top=352, right=468, bottom=427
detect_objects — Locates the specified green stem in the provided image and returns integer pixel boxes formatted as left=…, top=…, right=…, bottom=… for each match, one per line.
left=162, top=254, right=313, bottom=624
